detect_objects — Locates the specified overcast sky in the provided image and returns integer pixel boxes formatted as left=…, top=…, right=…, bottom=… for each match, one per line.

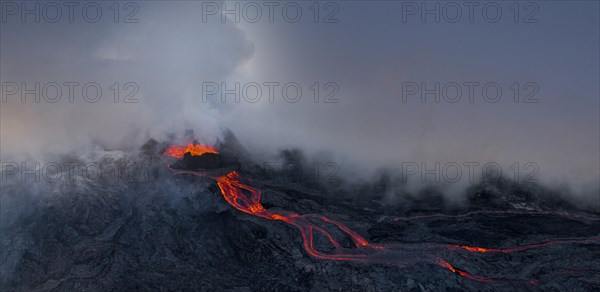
left=1, top=1, right=598, bottom=197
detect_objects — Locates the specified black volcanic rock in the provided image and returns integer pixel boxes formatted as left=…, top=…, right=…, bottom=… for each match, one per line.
left=172, top=152, right=224, bottom=170
left=2, top=139, right=600, bottom=291
left=466, top=178, right=579, bottom=211
left=162, top=128, right=246, bottom=170
left=140, top=138, right=159, bottom=155
left=216, top=129, right=248, bottom=163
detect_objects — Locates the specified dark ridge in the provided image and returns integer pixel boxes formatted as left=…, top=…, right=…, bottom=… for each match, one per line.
left=171, top=152, right=224, bottom=170
left=466, top=177, right=580, bottom=211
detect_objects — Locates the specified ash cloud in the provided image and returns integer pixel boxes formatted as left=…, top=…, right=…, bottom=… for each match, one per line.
left=219, top=2, right=599, bottom=205
left=1, top=2, right=598, bottom=207
left=1, top=3, right=253, bottom=158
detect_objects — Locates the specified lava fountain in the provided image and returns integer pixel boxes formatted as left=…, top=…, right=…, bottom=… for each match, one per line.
left=163, top=143, right=218, bottom=159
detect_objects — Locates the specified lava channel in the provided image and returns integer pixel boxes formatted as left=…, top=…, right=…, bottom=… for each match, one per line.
left=164, top=144, right=600, bottom=285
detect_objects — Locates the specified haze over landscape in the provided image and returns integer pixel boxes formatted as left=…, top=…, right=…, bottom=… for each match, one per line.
left=1, top=1, right=599, bottom=290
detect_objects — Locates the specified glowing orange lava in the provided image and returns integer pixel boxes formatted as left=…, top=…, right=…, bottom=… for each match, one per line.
left=165, top=148, right=600, bottom=285
left=214, top=170, right=386, bottom=261
left=450, top=236, right=600, bottom=253
left=163, top=143, right=218, bottom=159
left=435, top=259, right=495, bottom=283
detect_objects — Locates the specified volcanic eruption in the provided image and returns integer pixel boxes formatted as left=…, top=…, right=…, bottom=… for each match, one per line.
left=2, top=130, right=599, bottom=290
left=158, top=133, right=600, bottom=288
left=3, top=1, right=598, bottom=290
left=163, top=144, right=219, bottom=159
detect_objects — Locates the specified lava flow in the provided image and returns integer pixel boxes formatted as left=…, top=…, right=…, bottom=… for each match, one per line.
left=164, top=144, right=600, bottom=285
left=435, top=259, right=495, bottom=283
left=449, top=236, right=600, bottom=254
left=215, top=170, right=387, bottom=261
left=163, top=143, right=218, bottom=159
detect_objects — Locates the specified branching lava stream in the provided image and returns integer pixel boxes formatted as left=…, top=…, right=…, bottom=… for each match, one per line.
left=164, top=144, right=600, bottom=285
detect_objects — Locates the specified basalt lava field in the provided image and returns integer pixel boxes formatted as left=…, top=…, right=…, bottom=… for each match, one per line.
left=1, top=134, right=599, bottom=291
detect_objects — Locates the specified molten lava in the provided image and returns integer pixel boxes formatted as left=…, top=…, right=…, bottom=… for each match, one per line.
left=450, top=236, right=600, bottom=253
left=436, top=259, right=495, bottom=283
left=163, top=143, right=218, bottom=159
left=165, top=144, right=600, bottom=285
left=215, top=170, right=385, bottom=261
